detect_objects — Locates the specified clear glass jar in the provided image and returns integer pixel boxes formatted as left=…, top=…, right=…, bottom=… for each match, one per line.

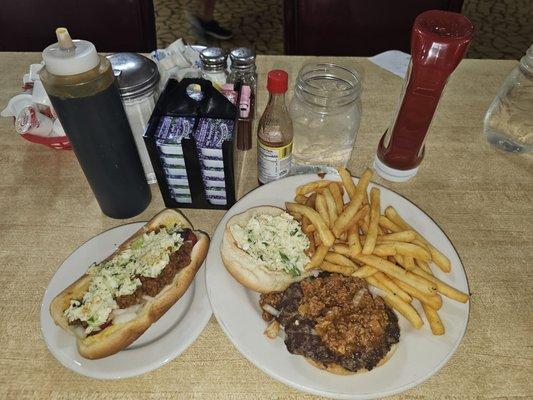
left=289, top=63, right=363, bottom=173
left=484, top=45, right=533, bottom=153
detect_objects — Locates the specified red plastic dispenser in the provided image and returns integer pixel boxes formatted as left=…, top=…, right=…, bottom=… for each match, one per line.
left=374, top=10, right=474, bottom=182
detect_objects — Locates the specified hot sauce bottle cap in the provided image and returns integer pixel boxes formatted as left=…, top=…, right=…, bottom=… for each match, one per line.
left=267, top=70, right=288, bottom=94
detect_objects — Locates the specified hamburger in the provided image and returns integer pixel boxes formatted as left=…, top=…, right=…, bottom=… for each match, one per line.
left=220, top=205, right=400, bottom=373
left=260, top=272, right=400, bottom=374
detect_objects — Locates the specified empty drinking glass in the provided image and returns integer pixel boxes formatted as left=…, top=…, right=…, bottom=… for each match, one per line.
left=289, top=62, right=363, bottom=174
left=484, top=45, right=533, bottom=153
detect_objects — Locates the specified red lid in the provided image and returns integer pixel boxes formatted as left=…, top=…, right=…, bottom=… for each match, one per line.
left=267, top=69, right=288, bottom=93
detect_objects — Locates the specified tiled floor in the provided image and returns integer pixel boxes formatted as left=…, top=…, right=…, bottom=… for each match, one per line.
left=155, top=0, right=532, bottom=59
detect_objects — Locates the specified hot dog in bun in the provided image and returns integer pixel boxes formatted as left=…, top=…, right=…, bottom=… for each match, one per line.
left=49, top=209, right=209, bottom=359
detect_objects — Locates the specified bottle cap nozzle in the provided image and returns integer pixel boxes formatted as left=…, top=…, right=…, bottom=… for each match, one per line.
left=42, top=28, right=99, bottom=76
left=55, top=27, right=75, bottom=50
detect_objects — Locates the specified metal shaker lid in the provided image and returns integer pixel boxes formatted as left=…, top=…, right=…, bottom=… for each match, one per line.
left=106, top=53, right=159, bottom=100
left=229, top=48, right=255, bottom=69
left=199, top=47, right=227, bottom=70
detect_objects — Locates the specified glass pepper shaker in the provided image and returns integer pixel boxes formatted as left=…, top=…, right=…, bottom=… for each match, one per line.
left=228, top=48, right=258, bottom=151
left=484, top=45, right=533, bottom=153
left=227, top=47, right=257, bottom=97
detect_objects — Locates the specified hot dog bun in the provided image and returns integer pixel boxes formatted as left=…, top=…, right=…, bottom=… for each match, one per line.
left=220, top=206, right=313, bottom=293
left=49, top=209, right=209, bottom=359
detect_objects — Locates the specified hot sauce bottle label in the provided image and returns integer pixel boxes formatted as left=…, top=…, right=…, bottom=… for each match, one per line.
left=258, top=141, right=293, bottom=184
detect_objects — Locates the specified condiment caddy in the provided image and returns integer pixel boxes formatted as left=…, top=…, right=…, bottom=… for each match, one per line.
left=144, top=78, right=238, bottom=210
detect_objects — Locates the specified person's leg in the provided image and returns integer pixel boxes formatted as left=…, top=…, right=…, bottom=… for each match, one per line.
left=200, top=0, right=215, bottom=21
left=194, top=0, right=233, bottom=40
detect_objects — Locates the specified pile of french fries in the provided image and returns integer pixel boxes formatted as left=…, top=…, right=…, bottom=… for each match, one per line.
left=286, top=167, right=469, bottom=335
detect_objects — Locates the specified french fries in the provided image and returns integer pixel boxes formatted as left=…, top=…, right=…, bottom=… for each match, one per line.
left=392, top=278, right=443, bottom=310
left=286, top=203, right=335, bottom=247
left=378, top=230, right=416, bottom=243
left=321, top=188, right=339, bottom=228
left=321, top=260, right=357, bottom=276
left=305, top=244, right=330, bottom=270
left=354, top=254, right=437, bottom=294
left=382, top=242, right=432, bottom=261
left=372, top=244, right=397, bottom=257
left=378, top=215, right=402, bottom=233
left=360, top=214, right=370, bottom=234
left=362, top=187, right=380, bottom=254
left=328, top=182, right=344, bottom=214
left=347, top=204, right=370, bottom=229
left=422, top=303, right=445, bottom=335
left=331, top=243, right=352, bottom=258
left=385, top=206, right=451, bottom=272
left=315, top=193, right=331, bottom=228
left=296, top=180, right=342, bottom=196
left=282, top=167, right=468, bottom=335
left=306, top=192, right=317, bottom=209
left=347, top=223, right=362, bottom=256
left=352, top=264, right=378, bottom=278
left=403, top=256, right=416, bottom=271
left=416, top=259, right=432, bottom=273
left=325, top=252, right=358, bottom=268
left=383, top=293, right=424, bottom=329
left=412, top=266, right=469, bottom=303
left=372, top=272, right=412, bottom=303
left=337, top=166, right=357, bottom=199
left=332, top=191, right=366, bottom=237
left=294, top=194, right=308, bottom=204
left=355, top=168, right=373, bottom=200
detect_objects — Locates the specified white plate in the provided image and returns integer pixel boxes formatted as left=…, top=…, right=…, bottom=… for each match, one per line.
left=206, top=173, right=470, bottom=399
left=40, top=222, right=212, bottom=379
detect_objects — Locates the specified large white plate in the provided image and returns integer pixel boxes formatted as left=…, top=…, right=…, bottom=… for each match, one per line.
left=41, top=222, right=212, bottom=379
left=206, top=174, right=470, bottom=399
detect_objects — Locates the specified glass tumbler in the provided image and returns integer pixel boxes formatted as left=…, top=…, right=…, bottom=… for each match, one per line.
left=484, top=44, right=533, bottom=153
left=289, top=62, right=363, bottom=174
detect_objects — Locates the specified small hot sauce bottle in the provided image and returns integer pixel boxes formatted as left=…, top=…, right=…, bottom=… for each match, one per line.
left=257, top=70, right=293, bottom=185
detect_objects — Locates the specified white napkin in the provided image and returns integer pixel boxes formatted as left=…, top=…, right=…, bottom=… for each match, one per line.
left=368, top=50, right=411, bottom=78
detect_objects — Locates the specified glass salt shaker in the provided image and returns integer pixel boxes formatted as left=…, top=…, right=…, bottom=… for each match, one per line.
left=484, top=45, right=533, bottom=153
left=289, top=62, right=363, bottom=174
left=107, top=53, right=160, bottom=183
left=199, top=47, right=228, bottom=88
